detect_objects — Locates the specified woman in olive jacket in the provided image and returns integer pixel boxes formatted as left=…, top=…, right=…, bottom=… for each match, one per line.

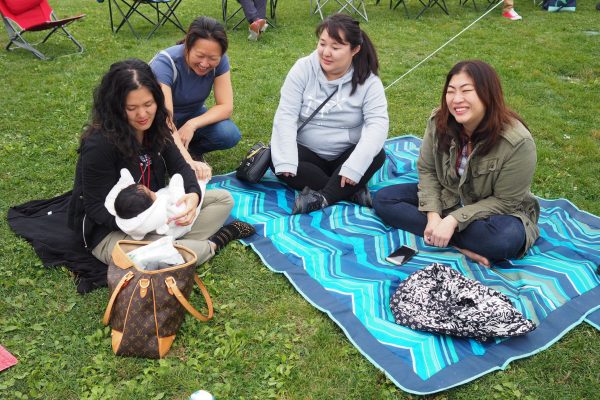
left=374, top=60, right=539, bottom=267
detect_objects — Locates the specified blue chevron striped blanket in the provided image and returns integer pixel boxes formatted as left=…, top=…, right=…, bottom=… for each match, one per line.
left=209, top=136, right=600, bottom=394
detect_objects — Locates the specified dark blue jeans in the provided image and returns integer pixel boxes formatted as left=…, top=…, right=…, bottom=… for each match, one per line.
left=176, top=108, right=241, bottom=156
left=373, top=183, right=526, bottom=262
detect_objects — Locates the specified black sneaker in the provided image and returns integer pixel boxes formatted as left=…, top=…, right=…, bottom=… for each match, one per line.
left=292, top=187, right=328, bottom=214
left=349, top=187, right=373, bottom=208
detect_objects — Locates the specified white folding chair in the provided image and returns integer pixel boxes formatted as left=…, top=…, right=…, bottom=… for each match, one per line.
left=310, top=0, right=368, bottom=22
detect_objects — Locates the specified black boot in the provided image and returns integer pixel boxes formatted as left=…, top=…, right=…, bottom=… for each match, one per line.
left=208, top=220, right=256, bottom=252
left=292, top=187, right=328, bottom=214
left=349, top=186, right=373, bottom=208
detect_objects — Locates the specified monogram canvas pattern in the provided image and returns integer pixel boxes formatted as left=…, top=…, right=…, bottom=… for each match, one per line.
left=105, top=241, right=205, bottom=358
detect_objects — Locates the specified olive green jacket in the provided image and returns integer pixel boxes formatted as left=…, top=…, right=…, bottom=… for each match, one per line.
left=417, top=114, right=540, bottom=257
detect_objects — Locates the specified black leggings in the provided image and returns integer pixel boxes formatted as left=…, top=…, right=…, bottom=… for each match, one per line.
left=272, top=144, right=386, bottom=204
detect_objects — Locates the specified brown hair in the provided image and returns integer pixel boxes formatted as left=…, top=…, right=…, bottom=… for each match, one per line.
left=435, top=60, right=527, bottom=156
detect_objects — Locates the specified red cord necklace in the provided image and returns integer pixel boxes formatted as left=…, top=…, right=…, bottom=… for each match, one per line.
left=139, top=159, right=151, bottom=188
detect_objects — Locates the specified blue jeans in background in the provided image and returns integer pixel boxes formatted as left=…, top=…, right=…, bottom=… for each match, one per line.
left=373, top=183, right=526, bottom=262
left=176, top=108, right=241, bottom=156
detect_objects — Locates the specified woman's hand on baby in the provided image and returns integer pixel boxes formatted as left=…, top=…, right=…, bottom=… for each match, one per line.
left=340, top=176, right=357, bottom=187
left=192, top=161, right=212, bottom=180
left=170, top=193, right=200, bottom=226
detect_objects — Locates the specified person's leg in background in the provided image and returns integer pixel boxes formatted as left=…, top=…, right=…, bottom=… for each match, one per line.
left=176, top=107, right=241, bottom=160
left=187, top=119, right=241, bottom=158
left=238, top=0, right=267, bottom=40
left=502, top=0, right=522, bottom=20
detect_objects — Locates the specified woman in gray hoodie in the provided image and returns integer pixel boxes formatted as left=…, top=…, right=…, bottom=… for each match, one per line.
left=271, top=14, right=389, bottom=214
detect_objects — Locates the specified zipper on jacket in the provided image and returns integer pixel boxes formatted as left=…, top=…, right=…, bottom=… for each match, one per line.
left=82, top=214, right=89, bottom=249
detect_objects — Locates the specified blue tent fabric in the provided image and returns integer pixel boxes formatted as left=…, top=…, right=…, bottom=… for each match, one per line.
left=208, top=136, right=600, bottom=394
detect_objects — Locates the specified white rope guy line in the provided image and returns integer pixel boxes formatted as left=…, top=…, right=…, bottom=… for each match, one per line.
left=384, top=0, right=504, bottom=91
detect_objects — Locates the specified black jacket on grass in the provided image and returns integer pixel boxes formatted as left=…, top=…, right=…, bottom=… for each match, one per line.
left=67, top=130, right=201, bottom=250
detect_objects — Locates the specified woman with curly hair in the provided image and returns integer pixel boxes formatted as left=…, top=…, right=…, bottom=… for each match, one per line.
left=68, top=59, right=254, bottom=267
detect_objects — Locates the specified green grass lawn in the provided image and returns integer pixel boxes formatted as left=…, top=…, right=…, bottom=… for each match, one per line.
left=1, top=1, right=599, bottom=399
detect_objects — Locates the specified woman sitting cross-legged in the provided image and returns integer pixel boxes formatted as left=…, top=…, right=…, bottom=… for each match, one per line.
left=270, top=13, right=389, bottom=214
left=374, top=60, right=540, bottom=267
left=68, top=59, right=254, bottom=267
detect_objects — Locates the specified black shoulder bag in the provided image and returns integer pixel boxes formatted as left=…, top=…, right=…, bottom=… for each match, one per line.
left=236, top=87, right=339, bottom=183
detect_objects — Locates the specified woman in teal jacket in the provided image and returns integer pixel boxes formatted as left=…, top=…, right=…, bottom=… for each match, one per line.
left=374, top=60, right=539, bottom=267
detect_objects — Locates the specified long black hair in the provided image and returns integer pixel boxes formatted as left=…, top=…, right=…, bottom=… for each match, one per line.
left=316, top=13, right=379, bottom=95
left=81, top=59, right=172, bottom=162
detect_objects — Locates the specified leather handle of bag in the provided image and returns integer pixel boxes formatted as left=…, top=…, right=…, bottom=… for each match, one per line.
left=296, top=87, right=338, bottom=134
left=102, top=271, right=135, bottom=326
left=165, top=274, right=214, bottom=322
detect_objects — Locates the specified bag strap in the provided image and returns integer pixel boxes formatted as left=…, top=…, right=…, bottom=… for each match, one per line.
left=102, top=271, right=135, bottom=326
left=150, top=50, right=177, bottom=84
left=165, top=274, right=214, bottom=322
left=297, top=87, right=338, bottom=134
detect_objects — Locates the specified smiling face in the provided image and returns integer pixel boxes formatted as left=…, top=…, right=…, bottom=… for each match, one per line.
left=185, top=38, right=223, bottom=76
left=317, top=29, right=360, bottom=81
left=445, top=71, right=486, bottom=135
left=125, top=86, right=157, bottom=142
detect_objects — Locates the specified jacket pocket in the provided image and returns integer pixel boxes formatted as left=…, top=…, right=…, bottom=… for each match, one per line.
left=471, top=158, right=498, bottom=178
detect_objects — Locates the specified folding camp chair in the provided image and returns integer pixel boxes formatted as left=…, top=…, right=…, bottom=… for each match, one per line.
left=413, top=0, right=449, bottom=18
left=386, top=0, right=410, bottom=17
left=0, top=0, right=84, bottom=60
left=221, top=0, right=277, bottom=30
left=102, top=0, right=185, bottom=39
left=310, top=0, right=369, bottom=22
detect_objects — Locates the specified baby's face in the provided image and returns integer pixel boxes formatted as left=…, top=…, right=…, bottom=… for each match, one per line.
left=140, top=185, right=157, bottom=202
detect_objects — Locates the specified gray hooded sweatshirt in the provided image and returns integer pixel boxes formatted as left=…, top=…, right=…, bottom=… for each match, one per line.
left=271, top=50, right=389, bottom=183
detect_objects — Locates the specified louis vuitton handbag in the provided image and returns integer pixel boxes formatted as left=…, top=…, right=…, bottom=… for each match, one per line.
left=102, top=240, right=213, bottom=358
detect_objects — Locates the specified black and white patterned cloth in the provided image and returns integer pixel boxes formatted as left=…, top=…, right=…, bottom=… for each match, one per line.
left=390, top=263, right=537, bottom=342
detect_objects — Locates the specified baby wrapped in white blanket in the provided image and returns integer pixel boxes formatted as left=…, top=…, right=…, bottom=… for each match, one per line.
left=105, top=169, right=206, bottom=240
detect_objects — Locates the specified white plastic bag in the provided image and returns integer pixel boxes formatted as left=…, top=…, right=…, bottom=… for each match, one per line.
left=126, top=236, right=185, bottom=270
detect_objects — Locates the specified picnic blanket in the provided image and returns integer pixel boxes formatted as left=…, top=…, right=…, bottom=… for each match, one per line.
left=208, top=136, right=600, bottom=394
